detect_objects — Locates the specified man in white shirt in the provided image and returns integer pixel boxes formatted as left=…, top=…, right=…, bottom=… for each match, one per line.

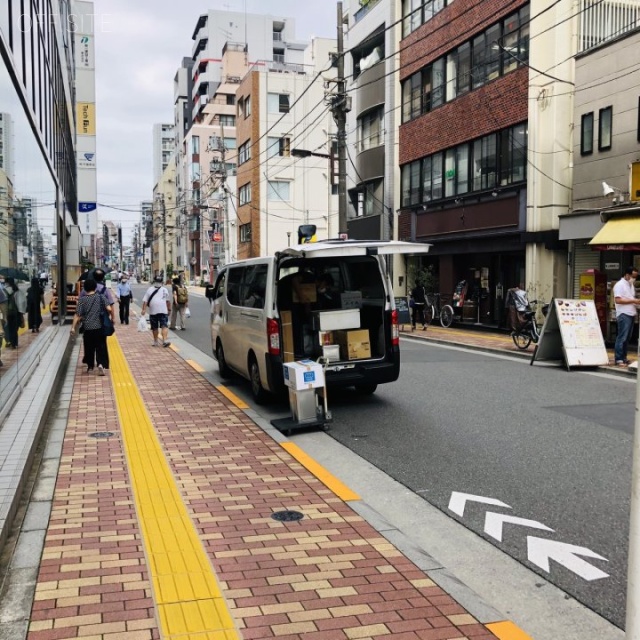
left=613, top=266, right=640, bottom=366
left=141, top=276, right=172, bottom=347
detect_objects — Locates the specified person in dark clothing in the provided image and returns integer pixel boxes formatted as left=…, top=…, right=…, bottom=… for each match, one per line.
left=3, top=277, right=21, bottom=348
left=70, top=278, right=113, bottom=376
left=27, top=277, right=45, bottom=332
left=410, top=281, right=428, bottom=330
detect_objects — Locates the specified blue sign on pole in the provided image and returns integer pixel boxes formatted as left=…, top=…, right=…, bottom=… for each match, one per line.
left=79, top=202, right=97, bottom=212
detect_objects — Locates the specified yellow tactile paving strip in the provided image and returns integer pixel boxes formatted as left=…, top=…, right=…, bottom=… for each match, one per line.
left=109, top=335, right=241, bottom=640
left=488, top=620, right=535, bottom=639
left=281, top=442, right=361, bottom=502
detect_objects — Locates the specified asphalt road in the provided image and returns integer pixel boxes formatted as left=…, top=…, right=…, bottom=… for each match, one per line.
left=138, top=284, right=634, bottom=629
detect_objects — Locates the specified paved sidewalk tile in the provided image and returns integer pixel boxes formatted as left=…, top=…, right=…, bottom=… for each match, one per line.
left=27, top=322, right=502, bottom=639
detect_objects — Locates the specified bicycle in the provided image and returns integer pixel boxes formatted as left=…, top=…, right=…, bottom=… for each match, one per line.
left=510, top=300, right=549, bottom=349
left=425, top=293, right=455, bottom=328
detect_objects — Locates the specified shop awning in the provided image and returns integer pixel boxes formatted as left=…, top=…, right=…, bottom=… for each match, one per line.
left=589, top=215, right=640, bottom=251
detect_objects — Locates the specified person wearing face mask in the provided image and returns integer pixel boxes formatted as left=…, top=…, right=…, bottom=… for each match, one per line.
left=613, top=266, right=640, bottom=366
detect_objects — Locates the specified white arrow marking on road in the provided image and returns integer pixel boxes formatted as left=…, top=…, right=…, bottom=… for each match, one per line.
left=448, top=492, right=511, bottom=517
left=485, top=513, right=554, bottom=542
left=527, top=536, right=609, bottom=581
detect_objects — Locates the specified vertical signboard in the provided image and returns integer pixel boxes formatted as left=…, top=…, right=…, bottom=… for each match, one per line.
left=75, top=2, right=97, bottom=238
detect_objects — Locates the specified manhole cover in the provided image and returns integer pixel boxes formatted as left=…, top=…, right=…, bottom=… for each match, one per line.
left=271, top=510, right=304, bottom=522
left=89, top=431, right=115, bottom=439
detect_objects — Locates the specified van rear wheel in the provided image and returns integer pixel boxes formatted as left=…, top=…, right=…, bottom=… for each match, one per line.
left=354, top=383, right=377, bottom=395
left=249, top=356, right=269, bottom=405
left=216, top=341, right=231, bottom=378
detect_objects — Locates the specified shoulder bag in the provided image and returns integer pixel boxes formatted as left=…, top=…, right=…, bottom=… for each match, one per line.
left=99, top=294, right=115, bottom=336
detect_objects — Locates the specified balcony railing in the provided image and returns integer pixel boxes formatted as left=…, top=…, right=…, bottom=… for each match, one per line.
left=354, top=0, right=382, bottom=23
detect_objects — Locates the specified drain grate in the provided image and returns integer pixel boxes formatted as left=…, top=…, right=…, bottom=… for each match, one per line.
left=271, top=510, right=304, bottom=522
left=89, top=431, right=115, bottom=439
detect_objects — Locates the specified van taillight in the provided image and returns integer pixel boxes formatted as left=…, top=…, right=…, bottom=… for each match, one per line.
left=391, top=309, right=399, bottom=346
left=267, top=318, right=281, bottom=355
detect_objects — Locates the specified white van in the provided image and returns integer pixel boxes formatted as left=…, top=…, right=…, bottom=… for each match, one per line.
left=208, top=240, right=430, bottom=403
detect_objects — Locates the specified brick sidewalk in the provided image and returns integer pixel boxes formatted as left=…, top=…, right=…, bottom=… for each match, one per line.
left=25, top=322, right=504, bottom=639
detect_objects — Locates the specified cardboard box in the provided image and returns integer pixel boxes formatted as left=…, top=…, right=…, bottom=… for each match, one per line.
left=340, top=291, right=363, bottom=309
left=283, top=360, right=325, bottom=390
left=318, top=331, right=334, bottom=346
left=292, top=283, right=317, bottom=304
left=335, top=329, right=371, bottom=360
left=280, top=310, right=295, bottom=363
left=312, top=309, right=360, bottom=331
left=322, top=345, right=341, bottom=362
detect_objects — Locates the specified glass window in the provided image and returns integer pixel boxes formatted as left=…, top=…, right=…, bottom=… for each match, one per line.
left=267, top=136, right=280, bottom=159
left=191, top=135, right=199, bottom=155
left=401, top=164, right=411, bottom=207
left=239, top=182, right=251, bottom=205
left=422, top=67, right=432, bottom=112
left=245, top=95, right=251, bottom=117
left=456, top=144, right=469, bottom=194
left=432, top=152, right=443, bottom=199
left=511, top=124, right=527, bottom=183
left=223, top=136, right=236, bottom=149
left=457, top=43, right=471, bottom=95
left=267, top=93, right=289, bottom=113
left=242, top=264, right=268, bottom=308
left=422, top=156, right=432, bottom=201
left=402, top=78, right=412, bottom=123
left=227, top=267, right=243, bottom=305
left=219, top=114, right=235, bottom=126
left=445, top=52, right=457, bottom=102
left=445, top=148, right=456, bottom=197
left=238, top=141, right=251, bottom=164
left=268, top=180, right=290, bottom=201
left=486, top=24, right=501, bottom=81
left=472, top=34, right=486, bottom=88
left=432, top=59, right=445, bottom=108
left=598, top=106, right=612, bottom=151
left=239, top=223, right=252, bottom=243
left=358, top=107, right=384, bottom=151
left=502, top=12, right=520, bottom=74
left=483, top=134, right=498, bottom=189
left=410, top=160, right=421, bottom=205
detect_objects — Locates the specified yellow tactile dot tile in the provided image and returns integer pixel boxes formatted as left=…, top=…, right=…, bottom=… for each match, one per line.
left=109, top=336, right=240, bottom=639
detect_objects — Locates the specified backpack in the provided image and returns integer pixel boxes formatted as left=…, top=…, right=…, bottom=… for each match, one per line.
left=176, top=286, right=188, bottom=305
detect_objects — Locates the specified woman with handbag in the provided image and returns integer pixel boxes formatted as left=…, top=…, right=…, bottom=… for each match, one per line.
left=70, top=278, right=113, bottom=375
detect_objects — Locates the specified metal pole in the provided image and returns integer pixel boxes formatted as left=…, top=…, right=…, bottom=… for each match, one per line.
left=336, top=1, right=348, bottom=237
left=626, top=353, right=640, bottom=636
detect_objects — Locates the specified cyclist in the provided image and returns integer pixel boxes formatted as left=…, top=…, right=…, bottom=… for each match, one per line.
left=410, top=280, right=428, bottom=330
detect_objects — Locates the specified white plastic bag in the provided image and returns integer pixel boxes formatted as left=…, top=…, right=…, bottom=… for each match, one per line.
left=137, top=316, right=149, bottom=332
left=185, top=307, right=191, bottom=318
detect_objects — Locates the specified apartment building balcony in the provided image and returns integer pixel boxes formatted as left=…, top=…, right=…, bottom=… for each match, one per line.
left=354, top=0, right=383, bottom=23
left=248, top=60, right=307, bottom=75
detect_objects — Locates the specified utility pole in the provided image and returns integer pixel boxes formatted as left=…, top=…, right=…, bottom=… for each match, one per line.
left=335, top=1, right=349, bottom=237
left=161, top=196, right=167, bottom=277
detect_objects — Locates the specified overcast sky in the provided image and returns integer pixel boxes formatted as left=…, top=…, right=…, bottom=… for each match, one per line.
left=91, top=0, right=336, bottom=243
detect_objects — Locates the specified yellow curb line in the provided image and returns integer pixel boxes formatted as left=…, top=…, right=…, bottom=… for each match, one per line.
left=186, top=359, right=205, bottom=373
left=169, top=343, right=179, bottom=352
left=216, top=385, right=249, bottom=409
left=487, top=620, right=534, bottom=640
left=280, top=442, right=360, bottom=502
left=109, top=334, right=241, bottom=640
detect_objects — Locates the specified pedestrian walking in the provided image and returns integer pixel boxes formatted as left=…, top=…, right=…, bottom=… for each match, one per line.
left=70, top=278, right=113, bottom=376
left=613, top=266, right=640, bottom=366
left=2, top=277, right=23, bottom=348
left=0, top=283, right=7, bottom=366
left=116, top=275, right=132, bottom=325
left=410, top=281, right=428, bottom=330
left=141, top=275, right=172, bottom=347
left=26, top=277, right=45, bottom=332
left=169, top=277, right=189, bottom=330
